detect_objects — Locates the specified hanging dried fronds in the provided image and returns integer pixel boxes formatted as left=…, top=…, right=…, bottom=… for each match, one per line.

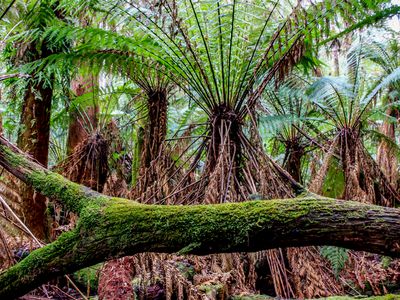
left=288, top=247, right=343, bottom=298
left=57, top=132, right=109, bottom=192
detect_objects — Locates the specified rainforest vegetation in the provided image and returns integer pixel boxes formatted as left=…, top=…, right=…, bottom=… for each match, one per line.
left=0, top=0, right=400, bottom=299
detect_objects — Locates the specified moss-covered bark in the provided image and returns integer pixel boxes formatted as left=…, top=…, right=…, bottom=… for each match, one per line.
left=0, top=135, right=108, bottom=214
left=1, top=135, right=400, bottom=298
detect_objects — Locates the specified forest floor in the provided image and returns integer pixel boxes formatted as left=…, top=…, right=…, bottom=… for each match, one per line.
left=231, top=295, right=400, bottom=300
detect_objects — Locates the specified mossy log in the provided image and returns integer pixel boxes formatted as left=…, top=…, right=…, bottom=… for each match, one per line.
left=1, top=136, right=400, bottom=298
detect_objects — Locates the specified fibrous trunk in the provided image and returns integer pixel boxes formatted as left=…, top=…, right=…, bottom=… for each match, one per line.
left=377, top=107, right=398, bottom=190
left=16, top=81, right=53, bottom=239
left=176, top=106, right=304, bottom=298
left=66, top=74, right=99, bottom=155
left=141, top=90, right=168, bottom=169
left=340, top=128, right=399, bottom=206
left=61, top=73, right=109, bottom=192
left=283, top=139, right=304, bottom=183
left=203, top=104, right=243, bottom=203
left=305, top=127, right=400, bottom=297
left=134, top=89, right=170, bottom=202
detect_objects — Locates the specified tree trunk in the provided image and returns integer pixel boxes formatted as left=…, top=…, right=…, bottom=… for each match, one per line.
left=66, top=74, right=99, bottom=155
left=140, top=90, right=168, bottom=169
left=332, top=40, right=340, bottom=76
left=203, top=104, right=244, bottom=203
left=377, top=106, right=398, bottom=189
left=134, top=89, right=168, bottom=201
left=16, top=81, right=52, bottom=239
left=340, top=128, right=399, bottom=206
left=1, top=136, right=400, bottom=298
left=283, top=141, right=304, bottom=184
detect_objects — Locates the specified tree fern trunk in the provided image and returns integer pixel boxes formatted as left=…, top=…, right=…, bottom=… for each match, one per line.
left=134, top=89, right=168, bottom=201
left=377, top=106, right=398, bottom=190
left=283, top=142, right=304, bottom=184
left=16, top=81, right=52, bottom=239
left=140, top=90, right=168, bottom=169
left=66, top=74, right=99, bottom=155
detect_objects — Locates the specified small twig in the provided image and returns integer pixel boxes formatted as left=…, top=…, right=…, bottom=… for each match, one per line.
left=52, top=285, right=79, bottom=300
left=40, top=284, right=49, bottom=298
left=166, top=135, right=206, bottom=141
left=64, top=275, right=88, bottom=300
left=0, top=195, right=43, bottom=247
left=0, top=212, right=37, bottom=237
left=0, top=226, right=15, bottom=265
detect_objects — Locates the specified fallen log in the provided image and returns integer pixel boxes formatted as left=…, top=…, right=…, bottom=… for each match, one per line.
left=0, top=135, right=399, bottom=298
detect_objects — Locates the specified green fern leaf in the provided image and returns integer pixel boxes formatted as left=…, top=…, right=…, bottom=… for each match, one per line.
left=320, top=246, right=349, bottom=277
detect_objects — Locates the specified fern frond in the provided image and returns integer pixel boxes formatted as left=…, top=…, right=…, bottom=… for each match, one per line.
left=320, top=246, right=349, bottom=278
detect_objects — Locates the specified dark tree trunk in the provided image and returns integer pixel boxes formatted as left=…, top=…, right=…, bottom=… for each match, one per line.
left=16, top=81, right=53, bottom=239
left=140, top=90, right=168, bottom=169
left=206, top=104, right=242, bottom=171
left=17, top=83, right=52, bottom=168
left=134, top=90, right=169, bottom=201
left=283, top=141, right=304, bottom=184
left=12, top=13, right=59, bottom=238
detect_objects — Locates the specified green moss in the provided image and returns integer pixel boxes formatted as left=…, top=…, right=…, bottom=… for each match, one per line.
left=28, top=171, right=109, bottom=214
left=95, top=198, right=332, bottom=256
left=73, top=263, right=103, bottom=293
left=321, top=157, right=345, bottom=198
left=1, top=145, right=109, bottom=214
left=1, top=146, right=30, bottom=170
left=199, top=283, right=226, bottom=298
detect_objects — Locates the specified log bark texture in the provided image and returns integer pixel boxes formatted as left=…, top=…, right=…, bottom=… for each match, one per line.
left=0, top=135, right=400, bottom=298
